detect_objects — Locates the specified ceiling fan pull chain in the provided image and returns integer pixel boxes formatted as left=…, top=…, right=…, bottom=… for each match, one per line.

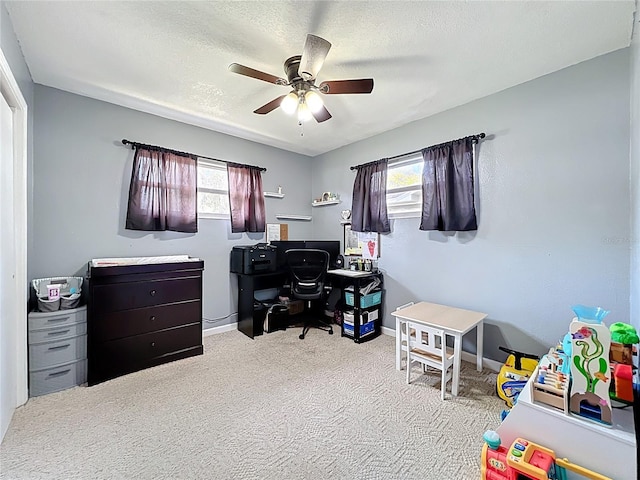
left=299, top=121, right=305, bottom=137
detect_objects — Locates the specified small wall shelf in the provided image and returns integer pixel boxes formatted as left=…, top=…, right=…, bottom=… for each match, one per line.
left=312, top=200, right=341, bottom=207
left=275, top=214, right=312, bottom=221
left=264, top=192, right=285, bottom=199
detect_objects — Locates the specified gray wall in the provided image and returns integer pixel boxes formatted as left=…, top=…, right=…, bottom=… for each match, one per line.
left=32, top=86, right=313, bottom=327
left=312, top=50, right=631, bottom=362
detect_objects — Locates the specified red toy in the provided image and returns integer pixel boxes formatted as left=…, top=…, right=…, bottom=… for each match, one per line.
left=612, top=363, right=633, bottom=402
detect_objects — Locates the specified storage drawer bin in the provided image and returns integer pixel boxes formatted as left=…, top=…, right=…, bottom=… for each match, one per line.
left=345, top=290, right=382, bottom=308
left=28, top=306, right=86, bottom=331
left=28, top=321, right=87, bottom=345
left=28, top=334, right=86, bottom=370
left=343, top=320, right=375, bottom=338
left=29, top=360, right=86, bottom=397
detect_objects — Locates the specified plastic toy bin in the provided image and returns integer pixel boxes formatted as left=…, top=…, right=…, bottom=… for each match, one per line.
left=32, top=277, right=83, bottom=312
left=345, top=290, right=382, bottom=308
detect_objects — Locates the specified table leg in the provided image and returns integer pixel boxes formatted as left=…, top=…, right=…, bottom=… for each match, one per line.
left=476, top=321, right=484, bottom=372
left=395, top=317, right=402, bottom=370
left=452, top=333, right=462, bottom=396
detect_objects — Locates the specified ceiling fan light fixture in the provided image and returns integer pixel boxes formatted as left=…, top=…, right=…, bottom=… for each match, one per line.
left=297, top=101, right=313, bottom=123
left=280, top=92, right=299, bottom=115
left=229, top=34, right=372, bottom=124
left=305, top=90, right=324, bottom=113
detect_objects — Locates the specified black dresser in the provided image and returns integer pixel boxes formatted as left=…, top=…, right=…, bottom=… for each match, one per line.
left=87, top=257, right=204, bottom=385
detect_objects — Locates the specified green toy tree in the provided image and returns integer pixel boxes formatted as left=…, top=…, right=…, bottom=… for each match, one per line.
left=573, top=328, right=607, bottom=394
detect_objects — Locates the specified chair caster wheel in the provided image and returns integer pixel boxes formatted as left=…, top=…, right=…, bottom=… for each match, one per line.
left=299, top=334, right=305, bottom=340
left=329, top=329, right=333, bottom=335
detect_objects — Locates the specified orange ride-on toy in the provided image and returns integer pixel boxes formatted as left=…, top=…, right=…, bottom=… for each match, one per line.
left=496, top=346, right=540, bottom=408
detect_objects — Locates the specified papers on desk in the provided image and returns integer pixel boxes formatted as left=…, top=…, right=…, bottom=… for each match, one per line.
left=327, top=269, right=375, bottom=278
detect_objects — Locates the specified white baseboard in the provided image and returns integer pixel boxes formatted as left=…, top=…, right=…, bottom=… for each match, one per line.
left=205, top=322, right=503, bottom=373
left=380, top=326, right=501, bottom=373
left=203, top=322, right=238, bottom=337
left=381, top=326, right=395, bottom=337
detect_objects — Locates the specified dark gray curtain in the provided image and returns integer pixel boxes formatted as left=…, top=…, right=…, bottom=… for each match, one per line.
left=227, top=165, right=265, bottom=233
left=351, top=160, right=390, bottom=233
left=126, top=147, right=197, bottom=233
left=420, top=137, right=477, bottom=231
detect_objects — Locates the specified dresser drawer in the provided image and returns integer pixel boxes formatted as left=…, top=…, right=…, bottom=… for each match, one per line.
left=29, top=322, right=87, bottom=345
left=30, top=360, right=86, bottom=397
left=92, top=276, right=201, bottom=312
left=28, top=306, right=86, bottom=331
left=29, top=335, right=87, bottom=370
left=92, top=300, right=201, bottom=342
left=95, top=323, right=201, bottom=364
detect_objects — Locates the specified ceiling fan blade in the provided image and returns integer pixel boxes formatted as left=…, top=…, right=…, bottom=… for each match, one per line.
left=254, top=95, right=286, bottom=115
left=319, top=79, right=374, bottom=95
left=228, top=63, right=287, bottom=86
left=298, top=34, right=331, bottom=81
left=312, top=105, right=332, bottom=123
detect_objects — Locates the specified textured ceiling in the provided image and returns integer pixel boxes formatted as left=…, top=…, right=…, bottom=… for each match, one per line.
left=6, top=1, right=636, bottom=156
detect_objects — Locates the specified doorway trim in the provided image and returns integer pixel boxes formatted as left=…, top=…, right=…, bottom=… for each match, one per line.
left=0, top=47, right=28, bottom=408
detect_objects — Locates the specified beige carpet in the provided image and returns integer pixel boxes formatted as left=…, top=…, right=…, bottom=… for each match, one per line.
left=1, top=328, right=503, bottom=479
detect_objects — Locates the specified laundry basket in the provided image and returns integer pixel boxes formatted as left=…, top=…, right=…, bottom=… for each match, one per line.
left=32, top=277, right=83, bottom=312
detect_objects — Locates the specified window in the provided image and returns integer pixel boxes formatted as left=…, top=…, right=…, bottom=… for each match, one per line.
left=386, top=152, right=423, bottom=218
left=197, top=159, right=230, bottom=219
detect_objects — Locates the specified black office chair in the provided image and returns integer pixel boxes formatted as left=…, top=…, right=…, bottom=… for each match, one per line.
left=285, top=248, right=333, bottom=340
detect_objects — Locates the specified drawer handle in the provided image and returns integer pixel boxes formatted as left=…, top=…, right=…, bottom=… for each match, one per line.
left=47, top=369, right=71, bottom=378
left=47, top=344, right=70, bottom=351
left=47, top=329, right=71, bottom=336
left=150, top=342, right=156, bottom=347
left=46, top=317, right=70, bottom=323
left=150, top=316, right=156, bottom=322
left=150, top=289, right=156, bottom=297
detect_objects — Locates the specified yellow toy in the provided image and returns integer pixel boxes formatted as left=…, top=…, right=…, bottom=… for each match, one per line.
left=496, top=346, right=539, bottom=407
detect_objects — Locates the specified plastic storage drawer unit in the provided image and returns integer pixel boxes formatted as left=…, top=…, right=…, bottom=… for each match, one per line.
left=28, top=306, right=87, bottom=397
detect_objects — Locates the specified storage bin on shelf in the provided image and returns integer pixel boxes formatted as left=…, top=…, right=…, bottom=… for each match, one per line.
left=529, top=348, right=570, bottom=414
left=32, top=276, right=83, bottom=312
left=342, top=308, right=378, bottom=338
left=345, top=290, right=382, bottom=308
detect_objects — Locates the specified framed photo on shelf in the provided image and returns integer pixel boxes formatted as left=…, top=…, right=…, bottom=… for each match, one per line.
left=343, top=224, right=380, bottom=258
left=266, top=223, right=288, bottom=242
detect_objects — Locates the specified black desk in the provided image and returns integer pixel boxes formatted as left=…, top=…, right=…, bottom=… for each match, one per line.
left=236, top=271, right=287, bottom=339
left=235, top=268, right=384, bottom=341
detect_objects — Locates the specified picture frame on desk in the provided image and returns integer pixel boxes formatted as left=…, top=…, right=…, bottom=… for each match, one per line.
left=343, top=224, right=380, bottom=258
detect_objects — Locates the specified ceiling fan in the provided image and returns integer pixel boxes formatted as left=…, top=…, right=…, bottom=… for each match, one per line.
left=228, top=34, right=374, bottom=123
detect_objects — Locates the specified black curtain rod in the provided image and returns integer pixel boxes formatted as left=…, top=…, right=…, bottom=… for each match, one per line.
left=349, top=132, right=486, bottom=171
left=121, top=139, right=267, bottom=172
